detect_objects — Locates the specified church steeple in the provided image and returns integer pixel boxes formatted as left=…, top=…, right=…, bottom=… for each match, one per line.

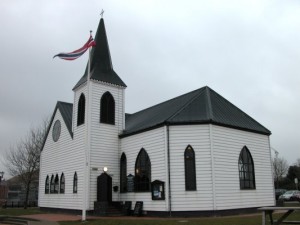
left=73, top=18, right=126, bottom=90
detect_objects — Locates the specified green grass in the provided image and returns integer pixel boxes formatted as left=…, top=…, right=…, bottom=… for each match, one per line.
left=59, top=211, right=300, bottom=225
left=0, top=207, right=42, bottom=216
left=1, top=204, right=300, bottom=225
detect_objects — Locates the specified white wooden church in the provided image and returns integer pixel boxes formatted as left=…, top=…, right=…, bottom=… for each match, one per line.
left=38, top=18, right=275, bottom=216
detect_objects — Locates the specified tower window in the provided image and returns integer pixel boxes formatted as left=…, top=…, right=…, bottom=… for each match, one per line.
left=77, top=94, right=85, bottom=126
left=100, top=92, right=115, bottom=125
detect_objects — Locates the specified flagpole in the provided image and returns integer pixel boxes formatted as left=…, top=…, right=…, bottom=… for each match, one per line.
left=82, top=31, right=93, bottom=221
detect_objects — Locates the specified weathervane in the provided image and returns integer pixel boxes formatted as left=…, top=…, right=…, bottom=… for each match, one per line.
left=100, top=9, right=104, bottom=18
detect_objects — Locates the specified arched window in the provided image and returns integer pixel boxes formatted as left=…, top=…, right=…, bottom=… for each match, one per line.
left=239, top=146, right=255, bottom=189
left=184, top=145, right=196, bottom=191
left=60, top=173, right=65, bottom=194
left=54, top=174, right=59, bottom=193
left=135, top=148, right=151, bottom=192
left=73, top=172, right=78, bottom=193
left=45, top=175, right=49, bottom=194
left=77, top=93, right=85, bottom=126
left=50, top=174, right=54, bottom=194
left=100, top=92, right=115, bottom=125
left=120, top=153, right=127, bottom=193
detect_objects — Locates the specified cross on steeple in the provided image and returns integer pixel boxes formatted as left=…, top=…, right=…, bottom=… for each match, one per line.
left=100, top=9, right=104, bottom=18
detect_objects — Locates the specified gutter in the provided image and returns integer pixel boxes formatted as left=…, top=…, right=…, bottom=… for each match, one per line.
left=166, top=125, right=172, bottom=217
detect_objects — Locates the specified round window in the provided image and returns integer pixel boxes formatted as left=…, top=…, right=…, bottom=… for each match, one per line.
left=52, top=120, right=61, bottom=142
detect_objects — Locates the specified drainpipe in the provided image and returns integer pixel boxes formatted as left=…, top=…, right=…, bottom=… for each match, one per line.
left=166, top=125, right=172, bottom=217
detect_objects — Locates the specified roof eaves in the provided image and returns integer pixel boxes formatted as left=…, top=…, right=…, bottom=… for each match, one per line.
left=120, top=120, right=271, bottom=139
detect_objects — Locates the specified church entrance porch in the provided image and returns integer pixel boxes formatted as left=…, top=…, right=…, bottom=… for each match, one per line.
left=94, top=172, right=123, bottom=216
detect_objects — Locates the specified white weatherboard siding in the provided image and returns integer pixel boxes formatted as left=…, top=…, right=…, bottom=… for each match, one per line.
left=169, top=125, right=214, bottom=211
left=88, top=81, right=125, bottom=209
left=212, top=125, right=275, bottom=210
left=120, top=127, right=168, bottom=212
left=39, top=110, right=85, bottom=209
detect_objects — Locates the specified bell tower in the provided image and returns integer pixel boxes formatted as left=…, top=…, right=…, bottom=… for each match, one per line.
left=72, top=17, right=126, bottom=210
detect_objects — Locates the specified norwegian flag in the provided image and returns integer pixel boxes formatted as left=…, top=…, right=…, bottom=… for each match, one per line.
left=53, top=35, right=96, bottom=60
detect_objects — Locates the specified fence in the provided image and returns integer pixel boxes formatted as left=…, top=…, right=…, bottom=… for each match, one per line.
left=1, top=200, right=37, bottom=208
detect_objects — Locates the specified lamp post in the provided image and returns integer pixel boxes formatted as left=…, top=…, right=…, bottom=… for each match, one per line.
left=0, top=171, right=4, bottom=183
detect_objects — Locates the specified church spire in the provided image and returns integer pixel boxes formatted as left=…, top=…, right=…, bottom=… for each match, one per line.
left=73, top=17, right=126, bottom=90
left=91, top=18, right=113, bottom=73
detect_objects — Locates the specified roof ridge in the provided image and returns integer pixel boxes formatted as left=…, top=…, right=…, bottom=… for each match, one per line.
left=128, top=88, right=203, bottom=117
left=209, top=88, right=271, bottom=134
left=205, top=87, right=213, bottom=120
left=166, top=87, right=207, bottom=122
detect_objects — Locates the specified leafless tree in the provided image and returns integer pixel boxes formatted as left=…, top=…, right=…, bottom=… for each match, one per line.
left=296, top=158, right=300, bottom=167
left=5, top=119, right=49, bottom=208
left=272, top=155, right=289, bottom=189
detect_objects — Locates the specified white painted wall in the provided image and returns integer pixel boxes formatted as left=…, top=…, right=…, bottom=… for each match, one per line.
left=120, top=127, right=168, bottom=212
left=39, top=109, right=85, bottom=209
left=88, top=81, right=125, bottom=209
left=212, top=125, right=275, bottom=210
left=169, top=124, right=214, bottom=211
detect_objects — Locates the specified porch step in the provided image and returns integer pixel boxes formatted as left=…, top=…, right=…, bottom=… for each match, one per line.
left=94, top=201, right=126, bottom=216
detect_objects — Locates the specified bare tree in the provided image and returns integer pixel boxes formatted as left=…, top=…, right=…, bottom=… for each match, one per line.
left=296, top=158, right=300, bottom=167
left=272, top=155, right=289, bottom=189
left=5, top=119, right=48, bottom=208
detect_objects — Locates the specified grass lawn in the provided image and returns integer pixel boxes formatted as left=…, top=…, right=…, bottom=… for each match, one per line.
left=0, top=207, right=42, bottom=216
left=59, top=211, right=300, bottom=225
left=1, top=203, right=300, bottom=225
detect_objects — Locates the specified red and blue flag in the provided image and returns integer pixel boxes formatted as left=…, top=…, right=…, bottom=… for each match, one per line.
left=54, top=35, right=96, bottom=60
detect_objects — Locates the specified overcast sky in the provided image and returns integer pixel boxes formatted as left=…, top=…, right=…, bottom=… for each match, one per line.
left=1, top=0, right=299, bottom=179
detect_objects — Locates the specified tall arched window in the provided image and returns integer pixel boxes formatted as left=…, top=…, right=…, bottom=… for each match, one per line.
left=45, top=175, right=49, bottom=194
left=239, top=146, right=255, bottom=189
left=73, top=172, right=78, bottom=193
left=77, top=93, right=85, bottom=126
left=54, top=174, right=59, bottom=193
left=184, top=145, right=196, bottom=191
left=60, top=173, right=65, bottom=194
left=100, top=91, right=115, bottom=125
left=135, top=148, right=151, bottom=192
left=50, top=174, right=54, bottom=194
left=120, top=153, right=127, bottom=193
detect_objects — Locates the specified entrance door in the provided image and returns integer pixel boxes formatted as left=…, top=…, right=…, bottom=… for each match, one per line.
left=97, top=172, right=112, bottom=202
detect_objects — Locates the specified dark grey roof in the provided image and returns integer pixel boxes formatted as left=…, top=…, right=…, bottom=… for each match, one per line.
left=73, top=18, right=126, bottom=90
left=121, top=86, right=271, bottom=137
left=56, top=101, right=73, bottom=136
left=41, top=101, right=73, bottom=151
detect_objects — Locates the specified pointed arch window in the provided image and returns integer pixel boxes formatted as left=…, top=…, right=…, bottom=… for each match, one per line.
left=45, top=175, right=49, bottom=194
left=73, top=172, right=78, bottom=193
left=54, top=174, right=59, bottom=193
left=60, top=173, right=65, bottom=194
left=50, top=174, right=54, bottom=194
left=135, top=148, right=151, bottom=192
left=184, top=145, right=196, bottom=191
left=120, top=153, right=127, bottom=193
left=77, top=93, right=85, bottom=126
left=100, top=92, right=115, bottom=125
left=239, top=146, right=255, bottom=189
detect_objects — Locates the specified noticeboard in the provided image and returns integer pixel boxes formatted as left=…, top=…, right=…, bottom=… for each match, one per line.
left=133, top=201, right=143, bottom=216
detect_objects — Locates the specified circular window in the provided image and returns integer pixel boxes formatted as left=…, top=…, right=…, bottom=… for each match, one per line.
left=52, top=120, right=61, bottom=142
